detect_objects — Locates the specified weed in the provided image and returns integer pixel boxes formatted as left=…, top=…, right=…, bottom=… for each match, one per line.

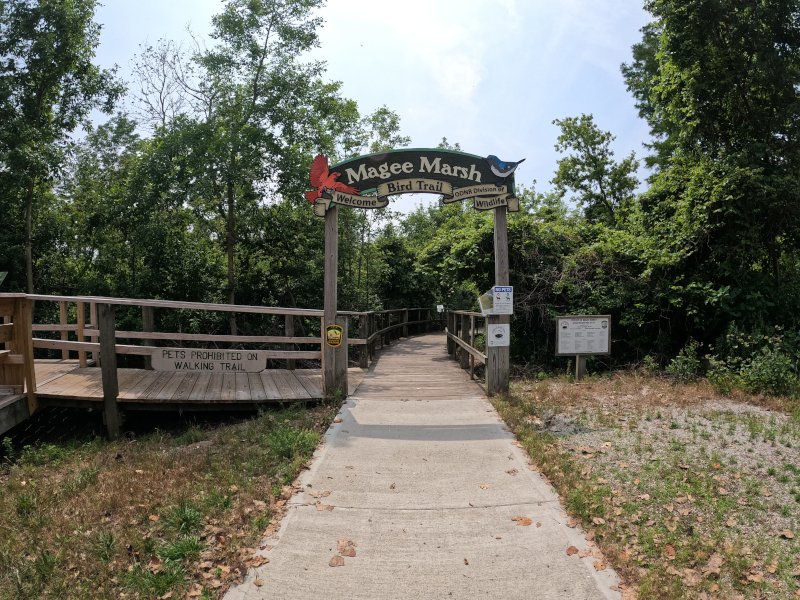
left=157, top=536, right=202, bottom=562
left=164, top=500, right=204, bottom=534
left=124, top=560, right=185, bottom=597
left=91, top=530, right=116, bottom=563
left=16, top=493, right=36, bottom=517
left=267, top=425, right=319, bottom=460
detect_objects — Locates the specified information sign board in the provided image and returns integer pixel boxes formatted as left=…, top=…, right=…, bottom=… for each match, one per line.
left=556, top=316, right=611, bottom=355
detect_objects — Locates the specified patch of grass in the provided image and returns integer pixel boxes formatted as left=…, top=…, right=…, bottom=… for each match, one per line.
left=164, top=500, right=204, bottom=534
left=267, top=425, right=320, bottom=459
left=0, top=402, right=338, bottom=599
left=124, top=560, right=185, bottom=597
left=157, top=536, right=203, bottom=562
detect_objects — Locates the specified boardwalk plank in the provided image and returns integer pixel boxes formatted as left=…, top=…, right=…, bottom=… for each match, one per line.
left=187, top=372, right=213, bottom=402
left=259, top=371, right=283, bottom=400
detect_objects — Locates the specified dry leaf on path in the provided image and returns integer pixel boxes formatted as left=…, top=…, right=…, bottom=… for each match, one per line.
left=593, top=560, right=607, bottom=572
left=337, top=539, right=357, bottom=557
left=779, top=529, right=795, bottom=539
left=664, top=544, right=676, bottom=559
left=512, top=516, right=532, bottom=526
left=254, top=578, right=264, bottom=587
left=315, top=502, right=334, bottom=512
left=246, top=555, right=269, bottom=567
left=329, top=555, right=345, bottom=567
left=479, top=483, right=491, bottom=490
left=566, top=546, right=579, bottom=556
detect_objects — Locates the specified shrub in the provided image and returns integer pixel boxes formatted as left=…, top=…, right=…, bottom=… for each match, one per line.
left=741, top=349, right=798, bottom=397
left=666, top=339, right=702, bottom=383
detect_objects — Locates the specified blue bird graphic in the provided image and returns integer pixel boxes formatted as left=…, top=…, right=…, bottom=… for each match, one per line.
left=485, top=155, right=526, bottom=178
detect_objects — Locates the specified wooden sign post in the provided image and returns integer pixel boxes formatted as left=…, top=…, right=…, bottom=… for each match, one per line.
left=322, top=205, right=348, bottom=398
left=487, top=206, right=510, bottom=396
left=308, top=149, right=522, bottom=399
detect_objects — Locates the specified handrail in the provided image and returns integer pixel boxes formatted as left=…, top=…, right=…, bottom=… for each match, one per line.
left=445, top=309, right=486, bottom=382
left=22, top=293, right=324, bottom=317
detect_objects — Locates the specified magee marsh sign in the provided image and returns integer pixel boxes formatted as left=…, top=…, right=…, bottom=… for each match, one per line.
left=305, top=149, right=524, bottom=216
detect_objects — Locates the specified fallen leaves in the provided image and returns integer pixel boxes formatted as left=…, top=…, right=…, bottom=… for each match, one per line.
left=337, top=539, right=357, bottom=558
left=566, top=546, right=579, bottom=556
left=511, top=516, right=533, bottom=526
left=702, top=553, right=723, bottom=578
left=315, top=501, right=334, bottom=512
left=778, top=529, right=795, bottom=539
left=328, top=555, right=345, bottom=567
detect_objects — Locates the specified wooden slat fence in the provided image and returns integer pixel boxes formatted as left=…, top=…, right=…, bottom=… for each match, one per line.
left=445, top=310, right=487, bottom=385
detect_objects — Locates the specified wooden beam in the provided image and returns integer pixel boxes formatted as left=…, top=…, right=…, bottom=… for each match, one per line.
left=322, top=205, right=346, bottom=397
left=98, top=303, right=121, bottom=439
left=285, top=314, right=295, bottom=370
left=76, top=301, right=87, bottom=368
left=142, top=306, right=154, bottom=370
left=359, top=314, right=369, bottom=368
left=487, top=205, right=510, bottom=396
left=59, top=301, right=69, bottom=360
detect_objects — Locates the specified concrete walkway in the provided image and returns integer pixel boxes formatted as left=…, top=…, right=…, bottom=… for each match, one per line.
left=226, top=333, right=620, bottom=600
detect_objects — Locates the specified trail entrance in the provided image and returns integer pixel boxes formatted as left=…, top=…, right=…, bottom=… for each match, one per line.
left=306, top=148, right=524, bottom=398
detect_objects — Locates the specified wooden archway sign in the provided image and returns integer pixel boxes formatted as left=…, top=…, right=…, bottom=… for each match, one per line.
left=306, top=149, right=524, bottom=398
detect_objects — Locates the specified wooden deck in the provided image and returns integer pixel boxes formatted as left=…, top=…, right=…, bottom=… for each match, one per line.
left=33, top=361, right=366, bottom=410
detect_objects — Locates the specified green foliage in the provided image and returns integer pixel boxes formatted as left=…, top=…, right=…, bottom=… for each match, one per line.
left=665, top=339, right=702, bottom=383
left=124, top=560, right=185, bottom=597
left=157, top=536, right=203, bottom=562
left=266, top=425, right=319, bottom=460
left=163, top=501, right=204, bottom=534
left=552, top=114, right=639, bottom=225
left=708, top=325, right=800, bottom=396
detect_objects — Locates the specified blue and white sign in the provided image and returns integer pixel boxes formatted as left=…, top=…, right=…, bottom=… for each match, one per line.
left=492, top=286, right=513, bottom=315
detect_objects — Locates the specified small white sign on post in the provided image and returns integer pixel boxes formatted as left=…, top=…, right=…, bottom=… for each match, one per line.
left=151, top=348, right=266, bottom=372
left=492, top=286, right=513, bottom=315
left=437, top=304, right=444, bottom=313
left=487, top=323, right=511, bottom=347
left=555, top=316, right=611, bottom=355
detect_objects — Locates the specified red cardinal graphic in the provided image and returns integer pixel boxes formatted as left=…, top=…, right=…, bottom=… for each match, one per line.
left=305, top=154, right=359, bottom=204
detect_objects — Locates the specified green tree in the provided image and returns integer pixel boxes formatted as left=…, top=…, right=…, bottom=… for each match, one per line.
left=0, top=0, right=121, bottom=292
left=551, top=114, right=639, bottom=225
left=622, top=0, right=800, bottom=338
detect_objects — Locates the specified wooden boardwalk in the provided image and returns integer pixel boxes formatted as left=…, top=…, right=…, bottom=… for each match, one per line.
left=32, top=361, right=366, bottom=410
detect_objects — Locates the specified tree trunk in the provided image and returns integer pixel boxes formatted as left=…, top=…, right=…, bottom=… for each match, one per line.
left=24, top=177, right=35, bottom=293
left=226, top=180, right=237, bottom=335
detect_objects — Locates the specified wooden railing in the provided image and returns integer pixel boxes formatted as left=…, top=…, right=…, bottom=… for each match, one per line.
left=0, top=294, right=36, bottom=413
left=445, top=310, right=486, bottom=382
left=0, top=293, right=441, bottom=438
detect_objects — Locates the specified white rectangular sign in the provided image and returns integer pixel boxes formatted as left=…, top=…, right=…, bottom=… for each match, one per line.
left=556, top=316, right=611, bottom=355
left=487, top=323, right=511, bottom=347
left=151, top=348, right=266, bottom=372
left=492, top=286, right=513, bottom=315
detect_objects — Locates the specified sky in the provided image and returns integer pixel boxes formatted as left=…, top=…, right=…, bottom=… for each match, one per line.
left=94, top=0, right=653, bottom=210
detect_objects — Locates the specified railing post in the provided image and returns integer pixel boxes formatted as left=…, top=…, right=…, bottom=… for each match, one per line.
left=334, top=314, right=348, bottom=394
left=459, top=314, right=470, bottom=369
left=58, top=301, right=69, bottom=360
left=359, top=313, right=369, bottom=368
left=446, top=311, right=454, bottom=356
left=89, top=302, right=99, bottom=366
left=469, top=315, right=476, bottom=379
left=403, top=309, right=409, bottom=338
left=285, top=314, right=295, bottom=370
left=98, top=303, right=121, bottom=440
left=142, top=306, right=154, bottom=370
left=77, top=301, right=87, bottom=368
